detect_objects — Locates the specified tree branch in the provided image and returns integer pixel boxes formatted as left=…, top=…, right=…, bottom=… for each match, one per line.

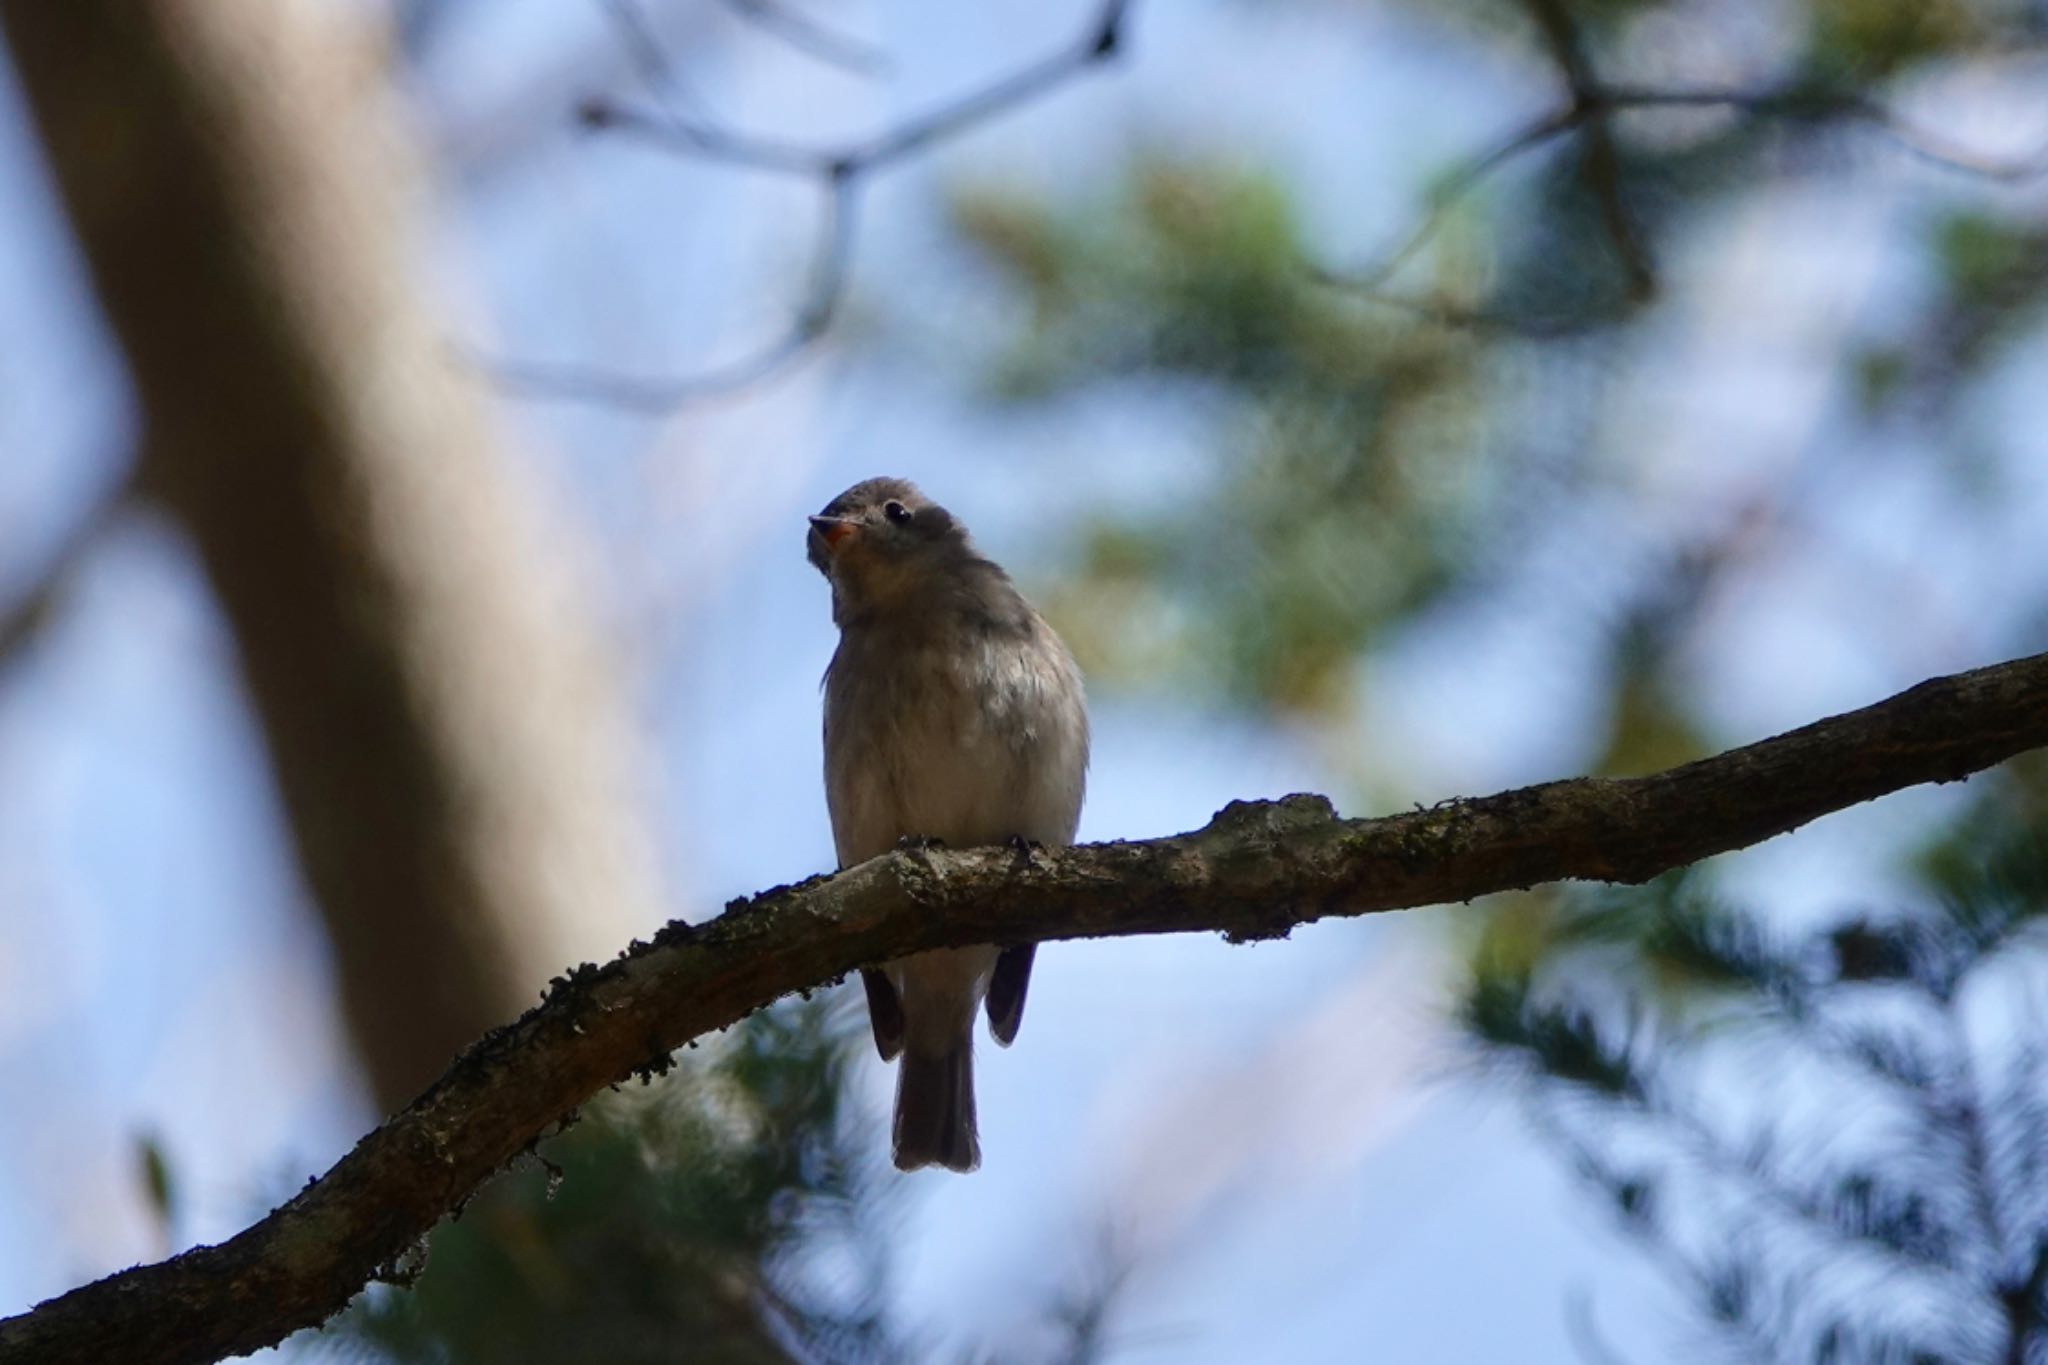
left=1316, top=76, right=2048, bottom=330
left=0, top=475, right=134, bottom=674
left=717, top=0, right=890, bottom=77
left=4, top=651, right=2047, bottom=1364
left=489, top=0, right=1130, bottom=409
left=1518, top=0, right=1657, bottom=303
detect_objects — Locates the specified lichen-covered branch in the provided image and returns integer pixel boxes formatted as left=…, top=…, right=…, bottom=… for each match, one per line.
left=4, top=651, right=2046, bottom=1365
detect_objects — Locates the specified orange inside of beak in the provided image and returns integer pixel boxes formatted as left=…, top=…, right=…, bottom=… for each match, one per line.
left=813, top=518, right=858, bottom=551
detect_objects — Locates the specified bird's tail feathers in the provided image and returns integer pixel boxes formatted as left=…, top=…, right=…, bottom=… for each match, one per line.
left=892, top=1041, right=979, bottom=1173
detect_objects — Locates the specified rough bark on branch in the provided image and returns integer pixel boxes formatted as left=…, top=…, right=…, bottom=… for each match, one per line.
left=4, top=651, right=2047, bottom=1365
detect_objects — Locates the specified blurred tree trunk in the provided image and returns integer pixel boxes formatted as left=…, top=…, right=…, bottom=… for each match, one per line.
left=1, top=0, right=662, bottom=1109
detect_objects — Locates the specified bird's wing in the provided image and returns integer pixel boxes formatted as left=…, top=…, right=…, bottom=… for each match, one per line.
left=861, top=967, right=906, bottom=1060
left=985, top=943, right=1035, bottom=1046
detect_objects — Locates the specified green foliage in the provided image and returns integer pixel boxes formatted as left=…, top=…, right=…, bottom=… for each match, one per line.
left=1840, top=184, right=2048, bottom=425
left=942, top=127, right=1806, bottom=732
left=955, top=167, right=1324, bottom=400
left=1589, top=609, right=1716, bottom=777
left=1462, top=967, right=1649, bottom=1101
left=1913, top=757, right=2048, bottom=969
left=1413, top=0, right=2003, bottom=81
left=1935, top=213, right=2048, bottom=313
left=328, top=998, right=901, bottom=1365
left=1380, top=0, right=1664, bottom=43
left=938, top=0, right=2041, bottom=739
left=1809, top=0, right=1981, bottom=79
left=955, top=161, right=1493, bottom=716
left=1462, top=769, right=2048, bottom=1361
left=137, top=1132, right=175, bottom=1227
left=1920, top=211, right=2048, bottom=389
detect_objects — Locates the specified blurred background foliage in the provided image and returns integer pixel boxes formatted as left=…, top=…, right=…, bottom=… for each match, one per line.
left=326, top=998, right=1121, bottom=1363
left=926, top=0, right=2048, bottom=774
left=333, top=999, right=902, bottom=1365
left=951, top=163, right=1489, bottom=717
left=1463, top=757, right=2048, bottom=1360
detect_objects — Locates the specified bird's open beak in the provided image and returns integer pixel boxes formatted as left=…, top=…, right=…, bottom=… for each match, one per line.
left=809, top=515, right=859, bottom=553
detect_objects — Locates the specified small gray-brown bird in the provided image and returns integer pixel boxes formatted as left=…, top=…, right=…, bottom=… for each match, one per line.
left=808, top=477, right=1088, bottom=1172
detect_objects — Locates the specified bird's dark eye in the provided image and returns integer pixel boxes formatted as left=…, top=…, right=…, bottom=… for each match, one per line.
left=883, top=500, right=913, bottom=526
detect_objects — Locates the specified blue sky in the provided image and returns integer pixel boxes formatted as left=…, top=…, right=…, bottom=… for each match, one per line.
left=4, top=1, right=2047, bottom=1360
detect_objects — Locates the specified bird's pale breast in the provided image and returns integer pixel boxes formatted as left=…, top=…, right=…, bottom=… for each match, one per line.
left=823, top=615, right=1086, bottom=869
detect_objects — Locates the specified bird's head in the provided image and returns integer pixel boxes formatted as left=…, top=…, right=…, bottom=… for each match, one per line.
left=807, top=477, right=974, bottom=623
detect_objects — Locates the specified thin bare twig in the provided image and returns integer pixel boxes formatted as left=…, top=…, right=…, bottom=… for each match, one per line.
left=1338, top=276, right=1617, bottom=338
left=718, top=0, right=888, bottom=76
left=484, top=170, right=857, bottom=410
left=1311, top=107, right=1580, bottom=295
left=575, top=95, right=837, bottom=174
left=597, top=0, right=672, bottom=94
left=1317, top=70, right=2048, bottom=330
left=598, top=0, right=755, bottom=136
left=589, top=0, right=1124, bottom=177
left=0, top=477, right=134, bottom=672
left=1598, top=84, right=2048, bottom=182
left=1565, top=1288, right=1644, bottom=1365
left=1520, top=0, right=1657, bottom=302
left=492, top=0, right=1129, bottom=410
